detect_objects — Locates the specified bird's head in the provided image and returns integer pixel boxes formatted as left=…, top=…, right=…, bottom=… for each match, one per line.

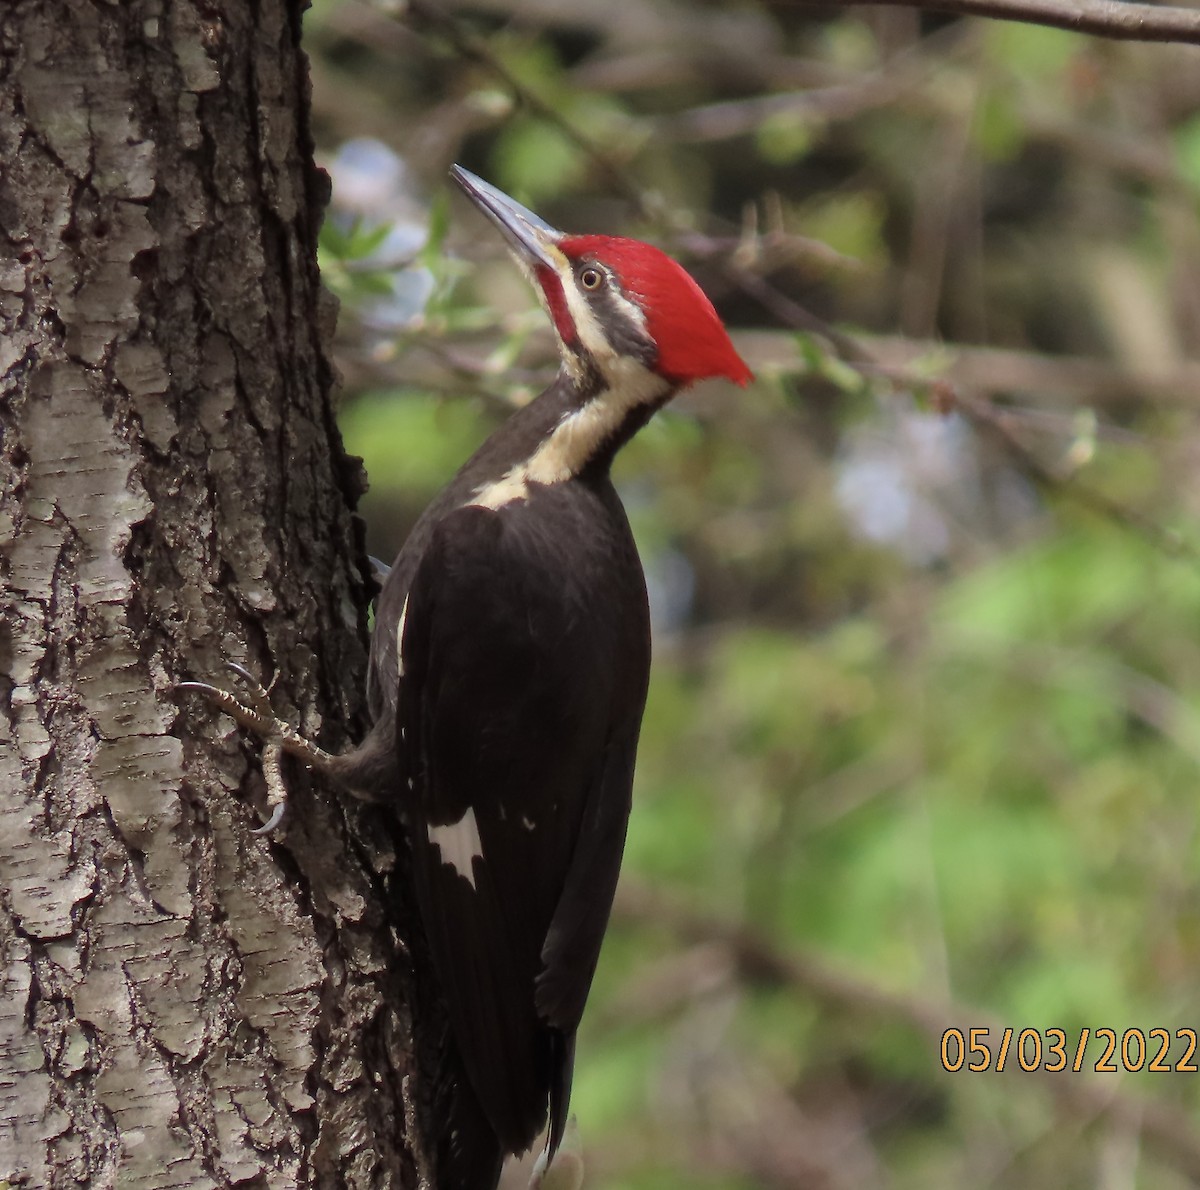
left=451, top=166, right=752, bottom=395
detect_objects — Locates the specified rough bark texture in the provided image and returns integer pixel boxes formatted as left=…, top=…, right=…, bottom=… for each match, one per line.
left=0, top=2, right=420, bottom=1185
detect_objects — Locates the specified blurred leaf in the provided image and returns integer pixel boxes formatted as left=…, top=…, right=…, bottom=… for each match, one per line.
left=419, top=191, right=450, bottom=272
left=492, top=118, right=582, bottom=204
left=794, top=332, right=871, bottom=396
left=320, top=216, right=392, bottom=262
left=937, top=530, right=1148, bottom=646
left=795, top=189, right=885, bottom=267
left=819, top=16, right=881, bottom=71
left=756, top=110, right=818, bottom=166
left=569, top=1024, right=657, bottom=1133
left=339, top=391, right=487, bottom=497
left=973, top=88, right=1026, bottom=162
left=1173, top=112, right=1200, bottom=193
left=985, top=20, right=1083, bottom=86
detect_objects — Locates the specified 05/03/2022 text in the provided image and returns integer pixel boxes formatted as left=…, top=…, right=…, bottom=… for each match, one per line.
left=939, top=1026, right=1198, bottom=1073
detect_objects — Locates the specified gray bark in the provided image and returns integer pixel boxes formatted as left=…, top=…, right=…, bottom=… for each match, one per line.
left=0, top=1, right=421, bottom=1185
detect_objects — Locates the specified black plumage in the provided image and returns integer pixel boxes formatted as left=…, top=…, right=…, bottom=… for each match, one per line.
left=357, top=363, right=653, bottom=1185
left=393, top=470, right=648, bottom=1178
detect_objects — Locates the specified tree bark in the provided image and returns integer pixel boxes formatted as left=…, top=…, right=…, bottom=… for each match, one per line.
left=0, top=2, right=421, bottom=1185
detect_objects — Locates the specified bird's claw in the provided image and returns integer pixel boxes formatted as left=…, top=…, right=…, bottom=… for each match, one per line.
left=252, top=799, right=288, bottom=835
left=178, top=661, right=279, bottom=740
left=177, top=661, right=336, bottom=834
left=225, top=660, right=275, bottom=713
left=254, top=743, right=290, bottom=835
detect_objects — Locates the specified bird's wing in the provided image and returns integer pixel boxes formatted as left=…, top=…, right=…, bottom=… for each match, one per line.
left=535, top=731, right=639, bottom=1032
left=398, top=502, right=641, bottom=1154
left=533, top=727, right=641, bottom=1169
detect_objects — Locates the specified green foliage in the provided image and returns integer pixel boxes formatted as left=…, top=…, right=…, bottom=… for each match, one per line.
left=983, top=21, right=1085, bottom=87
left=319, top=216, right=402, bottom=301
left=755, top=111, right=818, bottom=167
left=795, top=191, right=888, bottom=268
left=1173, top=113, right=1200, bottom=193
left=973, top=88, right=1027, bottom=162
left=338, top=391, right=487, bottom=497
left=485, top=38, right=635, bottom=202
left=494, top=118, right=583, bottom=202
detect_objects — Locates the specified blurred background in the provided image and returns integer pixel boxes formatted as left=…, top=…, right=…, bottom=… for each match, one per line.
left=305, top=2, right=1200, bottom=1186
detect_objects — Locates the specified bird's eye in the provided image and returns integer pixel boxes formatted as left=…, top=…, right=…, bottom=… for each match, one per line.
left=578, top=266, right=604, bottom=291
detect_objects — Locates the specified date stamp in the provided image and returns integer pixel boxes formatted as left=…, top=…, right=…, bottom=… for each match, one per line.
left=940, top=1027, right=1199, bottom=1073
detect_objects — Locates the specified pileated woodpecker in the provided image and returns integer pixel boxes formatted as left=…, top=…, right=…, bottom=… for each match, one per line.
left=182, top=167, right=751, bottom=1189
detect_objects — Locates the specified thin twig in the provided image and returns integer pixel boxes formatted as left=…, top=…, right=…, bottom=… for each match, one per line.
left=855, top=334, right=1200, bottom=408
left=787, top=0, right=1200, bottom=47
left=950, top=388, right=1196, bottom=561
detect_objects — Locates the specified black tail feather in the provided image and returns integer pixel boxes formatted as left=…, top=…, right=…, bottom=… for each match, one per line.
left=542, top=1030, right=575, bottom=1175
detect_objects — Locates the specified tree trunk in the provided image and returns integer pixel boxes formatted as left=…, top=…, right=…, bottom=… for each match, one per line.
left=0, top=2, right=421, bottom=1185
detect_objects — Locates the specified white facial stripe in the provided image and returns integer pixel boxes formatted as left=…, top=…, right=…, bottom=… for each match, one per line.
left=608, top=283, right=648, bottom=337
left=528, top=357, right=667, bottom=483
left=465, top=358, right=669, bottom=512
left=560, top=272, right=612, bottom=361
left=560, top=263, right=649, bottom=364
left=428, top=807, right=483, bottom=889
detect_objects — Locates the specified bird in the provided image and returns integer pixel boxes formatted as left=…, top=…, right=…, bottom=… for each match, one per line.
left=181, top=165, right=751, bottom=1189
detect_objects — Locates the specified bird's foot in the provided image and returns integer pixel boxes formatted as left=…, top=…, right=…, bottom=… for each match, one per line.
left=178, top=662, right=337, bottom=834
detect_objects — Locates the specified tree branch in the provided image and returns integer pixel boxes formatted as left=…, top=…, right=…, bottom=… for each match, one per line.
left=791, top=0, right=1200, bottom=47
left=856, top=334, right=1200, bottom=409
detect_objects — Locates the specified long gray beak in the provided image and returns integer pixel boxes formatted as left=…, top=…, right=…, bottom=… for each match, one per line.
left=450, top=165, right=564, bottom=272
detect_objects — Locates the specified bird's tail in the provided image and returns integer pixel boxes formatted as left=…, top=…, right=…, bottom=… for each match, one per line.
left=530, top=1030, right=575, bottom=1187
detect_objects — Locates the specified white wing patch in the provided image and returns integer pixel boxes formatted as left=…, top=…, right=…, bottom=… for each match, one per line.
left=428, top=807, right=483, bottom=889
left=396, top=594, right=409, bottom=679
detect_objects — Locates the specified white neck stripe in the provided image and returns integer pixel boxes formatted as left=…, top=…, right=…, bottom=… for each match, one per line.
left=468, top=358, right=670, bottom=510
